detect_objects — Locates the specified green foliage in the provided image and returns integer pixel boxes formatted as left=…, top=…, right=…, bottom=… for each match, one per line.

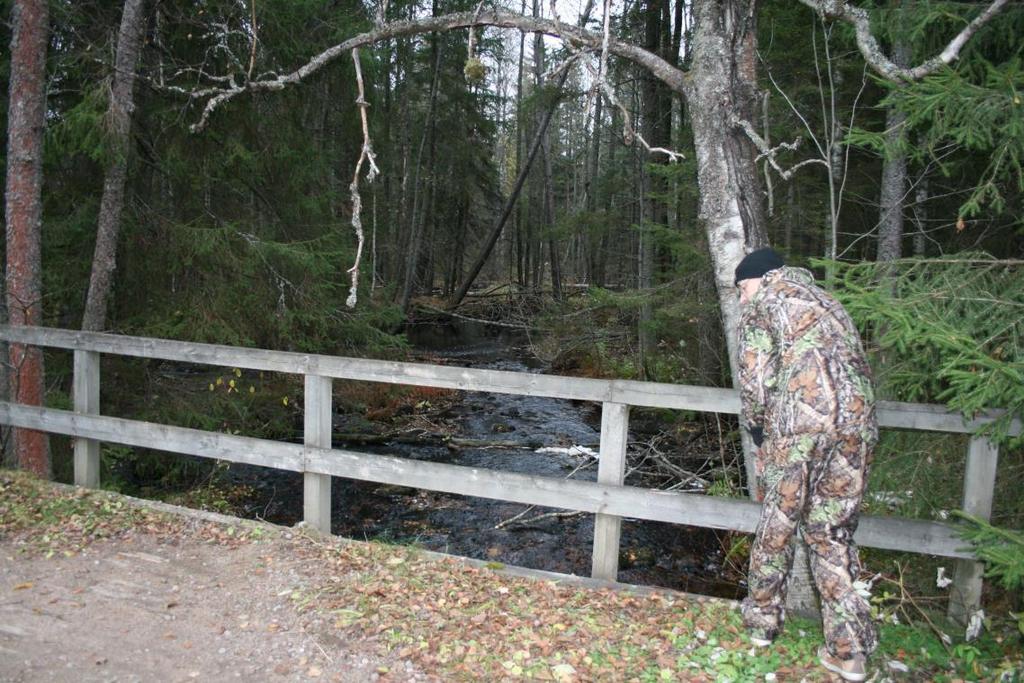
left=822, top=254, right=1024, bottom=447
left=118, top=222, right=405, bottom=354
left=847, top=57, right=1024, bottom=218
left=94, top=361, right=302, bottom=494
left=46, top=82, right=112, bottom=165
left=955, top=512, right=1024, bottom=591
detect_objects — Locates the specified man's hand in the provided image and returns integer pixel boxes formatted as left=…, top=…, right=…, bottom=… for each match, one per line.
left=749, top=425, right=765, bottom=447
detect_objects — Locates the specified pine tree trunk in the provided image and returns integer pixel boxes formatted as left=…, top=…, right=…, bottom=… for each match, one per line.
left=912, top=174, right=928, bottom=256
left=4, top=0, right=50, bottom=476
left=82, top=0, right=149, bottom=331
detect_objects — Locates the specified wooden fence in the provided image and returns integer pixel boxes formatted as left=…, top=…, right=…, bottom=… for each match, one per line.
left=0, top=325, right=1016, bottom=622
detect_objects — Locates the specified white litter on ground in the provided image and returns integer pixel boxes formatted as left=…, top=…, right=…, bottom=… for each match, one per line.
left=535, top=445, right=599, bottom=458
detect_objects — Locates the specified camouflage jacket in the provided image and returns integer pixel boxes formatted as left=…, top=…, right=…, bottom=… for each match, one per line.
left=738, top=266, right=876, bottom=438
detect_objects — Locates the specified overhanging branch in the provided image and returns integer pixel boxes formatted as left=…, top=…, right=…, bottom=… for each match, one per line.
left=797, top=0, right=1011, bottom=82
left=181, top=9, right=689, bottom=132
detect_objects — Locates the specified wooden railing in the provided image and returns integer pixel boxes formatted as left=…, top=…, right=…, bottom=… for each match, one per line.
left=0, top=325, right=1016, bottom=621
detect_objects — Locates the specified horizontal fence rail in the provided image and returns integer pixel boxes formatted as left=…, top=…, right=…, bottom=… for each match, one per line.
left=0, top=325, right=1017, bottom=621
left=2, top=324, right=1018, bottom=434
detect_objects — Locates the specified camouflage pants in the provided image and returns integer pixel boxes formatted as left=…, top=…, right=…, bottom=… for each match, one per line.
left=741, top=428, right=878, bottom=660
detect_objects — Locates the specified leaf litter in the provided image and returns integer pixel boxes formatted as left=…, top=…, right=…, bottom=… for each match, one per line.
left=4, top=469, right=1017, bottom=681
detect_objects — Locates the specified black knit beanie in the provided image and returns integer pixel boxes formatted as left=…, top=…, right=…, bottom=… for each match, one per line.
left=734, top=248, right=785, bottom=285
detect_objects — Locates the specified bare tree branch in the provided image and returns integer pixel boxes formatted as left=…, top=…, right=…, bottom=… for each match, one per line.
left=797, top=0, right=1010, bottom=82
left=346, top=48, right=380, bottom=309
left=181, top=9, right=689, bottom=132
left=246, top=0, right=258, bottom=80
left=731, top=116, right=828, bottom=180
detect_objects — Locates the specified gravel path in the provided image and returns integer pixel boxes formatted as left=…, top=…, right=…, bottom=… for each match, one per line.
left=0, top=519, right=427, bottom=683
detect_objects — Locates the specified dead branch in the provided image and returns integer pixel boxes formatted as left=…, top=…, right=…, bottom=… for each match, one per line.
left=346, top=48, right=380, bottom=309
left=180, top=9, right=689, bottom=133
left=246, top=0, right=258, bottom=80
left=496, top=432, right=714, bottom=530
left=332, top=429, right=551, bottom=450
left=797, top=0, right=1010, bottom=82
left=731, top=116, right=828, bottom=180
left=496, top=454, right=597, bottom=530
left=414, top=303, right=548, bottom=331
left=574, top=0, right=685, bottom=162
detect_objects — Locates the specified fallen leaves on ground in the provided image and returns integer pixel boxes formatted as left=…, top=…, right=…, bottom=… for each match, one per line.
left=4, top=469, right=1020, bottom=682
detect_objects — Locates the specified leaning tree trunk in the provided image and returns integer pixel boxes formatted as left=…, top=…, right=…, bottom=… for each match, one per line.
left=4, top=0, right=50, bottom=477
left=686, top=0, right=767, bottom=432
left=687, top=0, right=818, bottom=617
left=82, top=0, right=149, bottom=331
left=447, top=68, right=570, bottom=309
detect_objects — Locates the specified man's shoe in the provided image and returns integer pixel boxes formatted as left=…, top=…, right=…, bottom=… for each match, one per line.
left=749, top=636, right=773, bottom=647
left=818, top=646, right=867, bottom=682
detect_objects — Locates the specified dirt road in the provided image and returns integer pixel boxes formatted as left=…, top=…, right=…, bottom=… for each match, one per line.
left=0, top=499, right=420, bottom=683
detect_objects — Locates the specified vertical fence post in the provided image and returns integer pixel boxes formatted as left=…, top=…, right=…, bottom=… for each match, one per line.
left=72, top=350, right=100, bottom=488
left=591, top=402, right=629, bottom=582
left=948, top=436, right=998, bottom=623
left=303, top=374, right=332, bottom=534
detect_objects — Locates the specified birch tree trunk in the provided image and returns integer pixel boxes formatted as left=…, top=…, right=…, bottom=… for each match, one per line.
left=585, top=92, right=603, bottom=286
left=685, top=0, right=819, bottom=615
left=82, top=0, right=149, bottom=331
left=686, top=0, right=767, bottom=415
left=4, top=0, right=50, bottom=476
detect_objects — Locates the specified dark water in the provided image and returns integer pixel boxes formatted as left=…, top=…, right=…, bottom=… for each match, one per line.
left=233, top=320, right=743, bottom=599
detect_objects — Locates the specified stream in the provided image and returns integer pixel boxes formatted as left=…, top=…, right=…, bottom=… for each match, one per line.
left=231, top=321, right=744, bottom=599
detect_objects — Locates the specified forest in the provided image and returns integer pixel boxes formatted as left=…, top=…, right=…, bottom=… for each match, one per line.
left=2, top=0, right=1023, bottom=669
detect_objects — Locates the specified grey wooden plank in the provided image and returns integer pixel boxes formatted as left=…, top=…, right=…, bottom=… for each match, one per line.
left=303, top=375, right=333, bottom=534
left=303, top=445, right=973, bottom=559
left=877, top=401, right=1021, bottom=436
left=72, top=350, right=101, bottom=489
left=0, top=400, right=973, bottom=558
left=592, top=402, right=630, bottom=581
left=2, top=325, right=1016, bottom=435
left=950, top=437, right=999, bottom=623
left=0, top=401, right=304, bottom=472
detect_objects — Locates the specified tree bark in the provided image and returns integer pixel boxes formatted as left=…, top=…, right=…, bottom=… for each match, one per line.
left=513, top=0, right=527, bottom=289
left=82, top=0, right=149, bottom=331
left=687, top=0, right=766, bottom=401
left=4, top=0, right=50, bottom=476
left=586, top=92, right=604, bottom=286
left=911, top=172, right=928, bottom=256
left=877, top=40, right=911, bottom=262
